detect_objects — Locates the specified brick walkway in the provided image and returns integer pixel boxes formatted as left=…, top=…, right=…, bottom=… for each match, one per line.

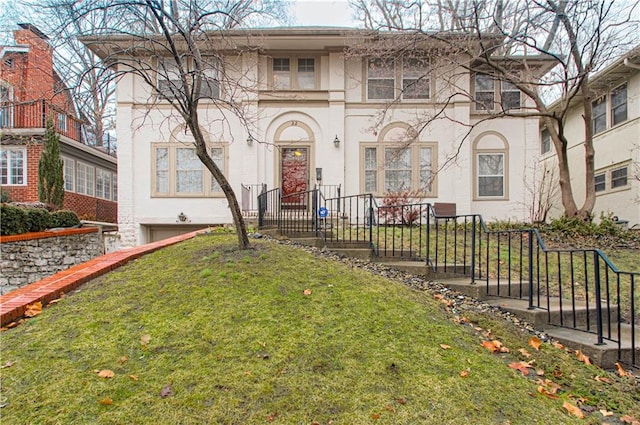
left=0, top=230, right=202, bottom=326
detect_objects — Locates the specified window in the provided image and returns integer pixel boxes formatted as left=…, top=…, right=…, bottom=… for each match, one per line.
left=367, top=58, right=395, bottom=100
left=594, top=162, right=630, bottom=195
left=157, top=57, right=219, bottom=100
left=96, top=169, right=112, bottom=200
left=592, top=97, right=607, bottom=134
left=272, top=58, right=291, bottom=90
left=611, top=83, right=627, bottom=126
left=152, top=143, right=227, bottom=197
left=541, top=128, right=551, bottom=154
left=477, top=153, right=504, bottom=197
left=475, top=74, right=495, bottom=111
left=0, top=147, right=26, bottom=185
left=271, top=57, right=317, bottom=90
left=63, top=157, right=74, bottom=191
left=4, top=57, right=14, bottom=68
left=594, top=173, right=606, bottom=192
left=501, top=81, right=520, bottom=110
left=297, top=58, right=315, bottom=89
left=402, top=57, right=430, bottom=99
left=76, top=162, right=94, bottom=196
left=0, top=84, right=14, bottom=127
left=112, top=173, right=117, bottom=201
left=57, top=112, right=67, bottom=132
left=611, top=166, right=628, bottom=189
left=360, top=143, right=436, bottom=196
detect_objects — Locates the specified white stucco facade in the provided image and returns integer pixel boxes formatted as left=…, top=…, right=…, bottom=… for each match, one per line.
left=91, top=29, right=553, bottom=246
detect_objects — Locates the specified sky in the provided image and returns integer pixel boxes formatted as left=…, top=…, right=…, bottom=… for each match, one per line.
left=290, top=0, right=358, bottom=27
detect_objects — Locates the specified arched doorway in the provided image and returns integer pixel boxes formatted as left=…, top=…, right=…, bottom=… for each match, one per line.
left=274, top=121, right=315, bottom=208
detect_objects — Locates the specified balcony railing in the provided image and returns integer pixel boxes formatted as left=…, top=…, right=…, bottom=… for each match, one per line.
left=0, top=100, right=84, bottom=144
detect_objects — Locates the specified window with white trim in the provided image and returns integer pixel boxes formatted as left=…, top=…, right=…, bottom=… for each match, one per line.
left=594, top=173, right=606, bottom=192
left=474, top=74, right=522, bottom=112
left=76, top=162, right=94, bottom=196
left=96, top=168, right=112, bottom=200
left=500, top=81, right=521, bottom=110
left=611, top=83, right=627, bottom=126
left=474, top=74, right=495, bottom=111
left=0, top=146, right=26, bottom=185
left=592, top=97, right=607, bottom=134
left=297, top=58, right=315, bottom=89
left=152, top=143, right=227, bottom=197
left=477, top=153, right=505, bottom=197
left=62, top=157, right=74, bottom=191
left=611, top=166, right=627, bottom=189
left=360, top=142, right=437, bottom=196
left=594, top=162, right=630, bottom=195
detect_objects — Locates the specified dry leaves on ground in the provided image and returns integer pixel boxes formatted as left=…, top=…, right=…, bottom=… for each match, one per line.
left=508, top=361, right=534, bottom=376
left=528, top=336, right=542, bottom=351
left=563, top=401, right=585, bottom=419
left=97, top=370, right=115, bottom=378
left=482, top=340, right=510, bottom=353
left=24, top=302, right=42, bottom=318
left=575, top=350, right=592, bottom=365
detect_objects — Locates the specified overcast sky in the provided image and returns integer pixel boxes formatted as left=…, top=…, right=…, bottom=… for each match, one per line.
left=291, top=0, right=358, bottom=27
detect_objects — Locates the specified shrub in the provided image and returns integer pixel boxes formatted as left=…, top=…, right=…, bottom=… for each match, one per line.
left=50, top=210, right=81, bottom=228
left=379, top=190, right=422, bottom=226
left=0, top=204, right=28, bottom=235
left=0, top=189, right=11, bottom=203
left=25, top=208, right=51, bottom=232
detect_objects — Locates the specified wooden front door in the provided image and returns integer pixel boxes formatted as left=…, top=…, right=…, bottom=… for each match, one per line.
left=281, top=147, right=308, bottom=206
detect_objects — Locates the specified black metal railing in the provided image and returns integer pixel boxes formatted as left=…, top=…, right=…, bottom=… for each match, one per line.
left=256, top=188, right=638, bottom=367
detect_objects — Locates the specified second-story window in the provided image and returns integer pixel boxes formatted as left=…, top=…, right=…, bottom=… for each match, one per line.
left=402, top=57, right=430, bottom=99
left=157, top=57, right=219, bottom=100
left=367, top=58, right=395, bottom=100
left=297, top=58, right=315, bottom=89
left=541, top=128, right=551, bottom=154
left=592, top=96, right=607, bottom=134
left=501, top=81, right=521, bottom=110
left=272, top=58, right=291, bottom=89
left=475, top=73, right=495, bottom=111
left=611, top=83, right=627, bottom=126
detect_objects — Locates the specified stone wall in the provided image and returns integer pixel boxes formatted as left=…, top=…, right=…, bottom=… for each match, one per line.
left=0, top=228, right=102, bottom=294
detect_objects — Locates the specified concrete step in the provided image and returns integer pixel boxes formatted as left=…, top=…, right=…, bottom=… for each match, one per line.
left=328, top=248, right=375, bottom=260
left=324, top=240, right=372, bottom=249
left=438, top=278, right=533, bottom=300
left=376, top=261, right=469, bottom=280
left=545, top=324, right=639, bottom=369
left=484, top=297, right=620, bottom=332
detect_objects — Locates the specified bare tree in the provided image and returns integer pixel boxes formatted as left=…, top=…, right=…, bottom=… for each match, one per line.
left=72, top=0, right=288, bottom=249
left=349, top=0, right=640, bottom=220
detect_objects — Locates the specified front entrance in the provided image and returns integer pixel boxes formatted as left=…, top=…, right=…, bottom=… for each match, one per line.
left=281, top=147, right=309, bottom=208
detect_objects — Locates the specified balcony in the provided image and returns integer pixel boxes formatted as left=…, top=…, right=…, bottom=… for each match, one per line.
left=0, top=100, right=84, bottom=144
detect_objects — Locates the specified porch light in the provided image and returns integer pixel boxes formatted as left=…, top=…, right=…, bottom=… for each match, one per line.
left=333, top=135, right=340, bottom=147
left=246, top=135, right=253, bottom=146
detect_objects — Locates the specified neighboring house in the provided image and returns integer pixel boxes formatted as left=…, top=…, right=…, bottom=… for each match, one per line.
left=540, top=46, right=640, bottom=229
left=0, top=24, right=117, bottom=223
left=84, top=28, right=554, bottom=246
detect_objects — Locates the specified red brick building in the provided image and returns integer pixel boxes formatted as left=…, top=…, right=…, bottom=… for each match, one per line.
left=1, top=24, right=117, bottom=223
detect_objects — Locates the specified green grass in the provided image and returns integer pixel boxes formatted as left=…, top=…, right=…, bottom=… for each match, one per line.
left=1, top=234, right=638, bottom=424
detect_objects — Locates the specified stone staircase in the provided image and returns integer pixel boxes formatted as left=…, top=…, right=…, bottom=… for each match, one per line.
left=259, top=226, right=638, bottom=369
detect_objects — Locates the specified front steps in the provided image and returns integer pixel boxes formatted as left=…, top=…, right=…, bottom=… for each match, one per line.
left=261, top=230, right=638, bottom=368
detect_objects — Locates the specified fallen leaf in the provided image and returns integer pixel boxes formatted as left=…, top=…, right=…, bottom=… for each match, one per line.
left=266, top=412, right=278, bottom=422
left=600, top=410, right=614, bottom=417
left=370, top=413, right=380, bottom=420
left=396, top=397, right=407, bottom=405
left=99, top=397, right=113, bottom=405
left=528, top=336, right=542, bottom=351
left=518, top=348, right=532, bottom=358
left=383, top=404, right=396, bottom=412
left=508, top=361, right=533, bottom=376
left=482, top=340, right=509, bottom=353
left=140, top=334, right=151, bottom=345
left=553, top=369, right=563, bottom=378
left=552, top=341, right=565, bottom=349
left=303, top=289, right=312, bottom=296
left=482, top=340, right=497, bottom=353
left=160, top=384, right=173, bottom=398
left=47, top=298, right=63, bottom=305
left=24, top=302, right=42, bottom=318
left=460, top=370, right=469, bottom=378
left=621, top=415, right=640, bottom=424
left=563, top=402, right=585, bottom=419
left=118, top=356, right=128, bottom=365
left=536, top=369, right=545, bottom=376
left=595, top=375, right=611, bottom=384
left=128, top=374, right=139, bottom=381
left=439, top=344, right=451, bottom=350
left=615, top=362, right=629, bottom=377
left=537, top=386, right=559, bottom=399
left=1, top=361, right=15, bottom=369
left=97, top=370, right=115, bottom=378
left=576, top=350, right=592, bottom=365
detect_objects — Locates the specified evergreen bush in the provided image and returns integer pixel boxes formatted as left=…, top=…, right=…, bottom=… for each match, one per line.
left=38, top=119, right=65, bottom=208
left=50, top=210, right=80, bottom=228
left=25, top=208, right=52, bottom=232
left=0, top=204, right=28, bottom=235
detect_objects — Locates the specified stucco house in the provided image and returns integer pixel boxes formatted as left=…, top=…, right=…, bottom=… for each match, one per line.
left=0, top=24, right=117, bottom=223
left=83, top=28, right=555, bottom=246
left=540, top=46, right=640, bottom=228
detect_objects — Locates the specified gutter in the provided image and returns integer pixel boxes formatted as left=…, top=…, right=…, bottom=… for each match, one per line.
left=623, top=58, right=640, bottom=70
